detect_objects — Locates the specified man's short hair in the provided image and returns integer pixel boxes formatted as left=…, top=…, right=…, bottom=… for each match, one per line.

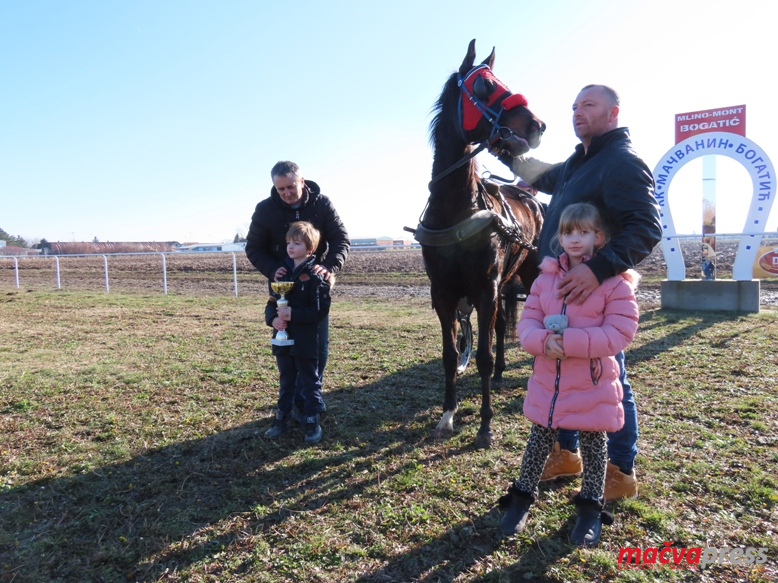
left=581, top=84, right=620, bottom=107
left=271, top=161, right=301, bottom=180
left=286, top=221, right=320, bottom=252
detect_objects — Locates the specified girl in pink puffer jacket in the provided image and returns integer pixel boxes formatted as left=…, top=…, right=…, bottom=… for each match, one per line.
left=499, top=202, right=640, bottom=547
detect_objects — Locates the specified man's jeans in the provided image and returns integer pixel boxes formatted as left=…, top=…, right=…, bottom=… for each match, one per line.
left=556, top=351, right=638, bottom=473
left=294, top=316, right=329, bottom=411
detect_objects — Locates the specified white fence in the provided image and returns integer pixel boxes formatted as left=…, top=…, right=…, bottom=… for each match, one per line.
left=0, top=247, right=421, bottom=297
left=3, top=237, right=776, bottom=296
left=0, top=251, right=252, bottom=296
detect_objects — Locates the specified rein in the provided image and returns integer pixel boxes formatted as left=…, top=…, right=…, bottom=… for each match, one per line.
left=427, top=126, right=522, bottom=189
left=427, top=142, right=488, bottom=189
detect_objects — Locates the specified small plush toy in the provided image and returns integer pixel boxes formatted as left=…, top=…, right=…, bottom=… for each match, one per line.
left=544, top=314, right=568, bottom=333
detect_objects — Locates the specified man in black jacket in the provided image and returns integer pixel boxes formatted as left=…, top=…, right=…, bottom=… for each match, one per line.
left=495, top=85, right=662, bottom=500
left=246, top=161, right=350, bottom=415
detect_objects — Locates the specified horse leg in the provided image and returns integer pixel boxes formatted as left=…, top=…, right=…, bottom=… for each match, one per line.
left=473, top=292, right=498, bottom=448
left=433, top=299, right=459, bottom=440
left=493, top=300, right=506, bottom=385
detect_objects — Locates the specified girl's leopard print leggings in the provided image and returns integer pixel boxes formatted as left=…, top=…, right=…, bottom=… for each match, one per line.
left=514, top=423, right=607, bottom=500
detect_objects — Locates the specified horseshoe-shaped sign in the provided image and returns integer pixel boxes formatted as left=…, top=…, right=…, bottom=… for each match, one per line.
left=653, top=132, right=775, bottom=280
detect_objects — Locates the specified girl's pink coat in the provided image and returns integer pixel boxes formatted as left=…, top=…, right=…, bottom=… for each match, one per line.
left=518, top=255, right=640, bottom=432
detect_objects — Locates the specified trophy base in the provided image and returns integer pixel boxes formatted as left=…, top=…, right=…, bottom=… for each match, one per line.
left=271, top=338, right=295, bottom=346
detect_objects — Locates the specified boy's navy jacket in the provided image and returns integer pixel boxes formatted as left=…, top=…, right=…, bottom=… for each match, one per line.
left=264, top=255, right=331, bottom=358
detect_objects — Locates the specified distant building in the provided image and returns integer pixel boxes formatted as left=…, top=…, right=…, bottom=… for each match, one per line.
left=0, top=245, right=40, bottom=256
left=351, top=236, right=394, bottom=247
left=177, top=242, right=246, bottom=252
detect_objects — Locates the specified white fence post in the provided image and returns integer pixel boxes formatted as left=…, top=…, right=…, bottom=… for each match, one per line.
left=13, top=258, right=19, bottom=288
left=54, top=256, right=61, bottom=289
left=232, top=252, right=238, bottom=297
left=102, top=255, right=109, bottom=293
left=159, top=253, right=168, bottom=295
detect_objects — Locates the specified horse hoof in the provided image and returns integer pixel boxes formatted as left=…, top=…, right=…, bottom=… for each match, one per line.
left=433, top=427, right=454, bottom=441
left=492, top=374, right=504, bottom=387
left=474, top=431, right=494, bottom=449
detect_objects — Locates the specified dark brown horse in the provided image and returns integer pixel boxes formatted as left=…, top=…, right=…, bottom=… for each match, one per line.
left=417, top=40, right=545, bottom=448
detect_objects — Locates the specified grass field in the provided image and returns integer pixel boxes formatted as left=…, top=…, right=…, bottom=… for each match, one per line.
left=1, top=290, right=777, bottom=582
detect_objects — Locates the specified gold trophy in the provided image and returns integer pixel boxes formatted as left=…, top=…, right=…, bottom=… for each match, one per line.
left=270, top=281, right=295, bottom=346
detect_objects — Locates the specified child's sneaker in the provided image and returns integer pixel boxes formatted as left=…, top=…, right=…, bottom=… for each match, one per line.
left=304, top=415, right=322, bottom=444
left=265, top=410, right=288, bottom=439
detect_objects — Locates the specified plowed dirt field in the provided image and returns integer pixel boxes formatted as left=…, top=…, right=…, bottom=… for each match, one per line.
left=2, top=240, right=777, bottom=307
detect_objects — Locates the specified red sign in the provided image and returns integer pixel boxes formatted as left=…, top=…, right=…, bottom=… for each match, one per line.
left=675, top=105, right=746, bottom=144
left=757, top=248, right=778, bottom=276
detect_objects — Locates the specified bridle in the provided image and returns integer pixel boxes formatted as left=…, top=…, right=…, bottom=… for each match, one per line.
left=428, top=65, right=533, bottom=189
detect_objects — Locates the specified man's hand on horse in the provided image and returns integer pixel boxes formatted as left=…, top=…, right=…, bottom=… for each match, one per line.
left=312, top=265, right=332, bottom=281
left=489, top=145, right=519, bottom=170
left=556, top=263, right=598, bottom=305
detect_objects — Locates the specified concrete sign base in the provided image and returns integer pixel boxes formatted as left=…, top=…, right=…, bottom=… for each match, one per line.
left=661, top=280, right=760, bottom=313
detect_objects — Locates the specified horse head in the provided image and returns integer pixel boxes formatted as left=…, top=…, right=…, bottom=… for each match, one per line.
left=457, top=39, right=545, bottom=156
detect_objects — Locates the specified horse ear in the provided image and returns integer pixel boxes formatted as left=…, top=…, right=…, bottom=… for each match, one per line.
left=481, top=47, right=495, bottom=69
left=460, top=39, right=477, bottom=76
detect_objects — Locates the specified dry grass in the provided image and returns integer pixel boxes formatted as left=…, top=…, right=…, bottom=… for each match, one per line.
left=0, top=291, right=776, bottom=583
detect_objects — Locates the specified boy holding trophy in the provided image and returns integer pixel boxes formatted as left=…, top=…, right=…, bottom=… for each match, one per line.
left=265, top=222, right=331, bottom=444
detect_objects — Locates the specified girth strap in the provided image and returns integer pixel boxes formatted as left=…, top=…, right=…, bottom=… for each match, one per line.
left=413, top=210, right=497, bottom=247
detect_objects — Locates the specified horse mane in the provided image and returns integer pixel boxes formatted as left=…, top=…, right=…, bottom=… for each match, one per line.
left=428, top=71, right=479, bottom=190
left=428, top=72, right=458, bottom=146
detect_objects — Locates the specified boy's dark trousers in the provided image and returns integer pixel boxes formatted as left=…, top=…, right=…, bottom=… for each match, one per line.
left=293, top=316, right=329, bottom=412
left=276, top=354, right=323, bottom=417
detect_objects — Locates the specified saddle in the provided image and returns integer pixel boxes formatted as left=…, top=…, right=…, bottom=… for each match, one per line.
left=408, top=181, right=539, bottom=251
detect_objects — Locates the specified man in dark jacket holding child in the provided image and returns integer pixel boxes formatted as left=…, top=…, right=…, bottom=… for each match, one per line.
left=494, top=84, right=662, bottom=502
left=246, top=161, right=350, bottom=417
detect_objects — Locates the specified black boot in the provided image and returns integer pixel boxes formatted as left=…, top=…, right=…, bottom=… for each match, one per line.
left=265, top=410, right=288, bottom=439
left=292, top=401, right=326, bottom=424
left=570, top=494, right=614, bottom=547
left=304, top=414, right=322, bottom=444
left=497, top=486, right=536, bottom=535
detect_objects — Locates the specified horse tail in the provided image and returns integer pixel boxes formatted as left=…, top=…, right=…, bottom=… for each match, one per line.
left=502, top=276, right=522, bottom=341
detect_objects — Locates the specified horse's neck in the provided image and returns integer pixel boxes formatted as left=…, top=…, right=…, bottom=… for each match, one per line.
left=427, top=147, right=479, bottom=228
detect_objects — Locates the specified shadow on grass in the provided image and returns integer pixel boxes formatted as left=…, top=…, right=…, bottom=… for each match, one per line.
left=351, top=491, right=583, bottom=583
left=0, top=356, right=513, bottom=581
left=628, top=308, right=749, bottom=366
left=1, top=309, right=751, bottom=581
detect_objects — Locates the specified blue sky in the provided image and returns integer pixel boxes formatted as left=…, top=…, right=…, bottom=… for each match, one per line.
left=1, top=0, right=776, bottom=244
